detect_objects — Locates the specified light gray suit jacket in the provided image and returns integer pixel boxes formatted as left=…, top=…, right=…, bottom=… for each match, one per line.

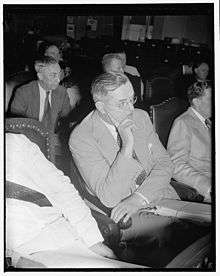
left=167, top=107, right=211, bottom=196
left=11, top=80, right=71, bottom=132
left=69, top=109, right=178, bottom=208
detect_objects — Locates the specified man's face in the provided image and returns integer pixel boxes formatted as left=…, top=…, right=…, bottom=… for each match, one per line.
left=196, top=87, right=212, bottom=119
left=39, top=63, right=61, bottom=91
left=45, top=46, right=61, bottom=62
left=117, top=52, right=126, bottom=69
left=195, top=63, right=209, bottom=81
left=102, top=80, right=135, bottom=125
left=106, top=58, right=124, bottom=74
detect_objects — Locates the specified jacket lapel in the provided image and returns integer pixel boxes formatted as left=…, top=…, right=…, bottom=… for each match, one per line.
left=32, top=81, right=40, bottom=119
left=91, top=111, right=120, bottom=164
left=188, top=107, right=211, bottom=143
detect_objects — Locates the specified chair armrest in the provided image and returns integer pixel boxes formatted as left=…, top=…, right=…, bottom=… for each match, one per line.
left=90, top=209, right=121, bottom=247
left=170, top=179, right=204, bottom=202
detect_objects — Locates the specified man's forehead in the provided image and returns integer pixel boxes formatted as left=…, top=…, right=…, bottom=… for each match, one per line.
left=108, top=80, right=134, bottom=100
left=44, top=63, right=60, bottom=73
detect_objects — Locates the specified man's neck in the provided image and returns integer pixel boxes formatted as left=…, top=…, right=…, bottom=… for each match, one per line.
left=38, top=80, right=49, bottom=91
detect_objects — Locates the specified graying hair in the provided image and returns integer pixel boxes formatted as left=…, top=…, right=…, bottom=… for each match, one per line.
left=91, top=72, right=128, bottom=102
left=102, top=53, right=122, bottom=72
left=187, top=81, right=212, bottom=104
left=34, top=56, right=58, bottom=73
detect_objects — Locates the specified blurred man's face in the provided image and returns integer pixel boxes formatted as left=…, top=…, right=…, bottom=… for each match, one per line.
left=195, top=63, right=209, bottom=81
left=38, top=63, right=61, bottom=91
left=106, top=58, right=124, bottom=74
left=117, top=52, right=126, bottom=69
left=45, top=46, right=61, bottom=62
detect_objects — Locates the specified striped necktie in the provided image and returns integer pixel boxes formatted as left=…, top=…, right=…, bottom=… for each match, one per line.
left=205, top=118, right=211, bottom=130
left=42, top=91, right=53, bottom=132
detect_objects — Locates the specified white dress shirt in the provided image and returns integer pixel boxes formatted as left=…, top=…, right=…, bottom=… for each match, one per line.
left=38, top=82, right=51, bottom=121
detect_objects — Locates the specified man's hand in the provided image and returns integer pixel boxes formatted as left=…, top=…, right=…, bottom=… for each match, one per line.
left=118, top=119, right=136, bottom=158
left=89, top=242, right=117, bottom=259
left=111, top=193, right=145, bottom=224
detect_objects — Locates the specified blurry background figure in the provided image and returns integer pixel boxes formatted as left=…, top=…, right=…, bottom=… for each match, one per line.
left=44, top=44, right=71, bottom=81
left=61, top=77, right=81, bottom=110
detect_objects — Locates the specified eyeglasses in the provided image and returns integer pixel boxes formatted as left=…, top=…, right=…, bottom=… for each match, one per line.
left=108, top=95, right=137, bottom=109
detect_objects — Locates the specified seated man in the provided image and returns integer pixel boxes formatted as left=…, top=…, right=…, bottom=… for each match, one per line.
left=10, top=56, right=71, bottom=133
left=167, top=81, right=212, bottom=202
left=69, top=72, right=180, bottom=245
left=6, top=132, right=144, bottom=268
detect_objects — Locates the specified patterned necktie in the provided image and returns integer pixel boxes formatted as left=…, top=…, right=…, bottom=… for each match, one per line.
left=116, top=127, right=147, bottom=186
left=205, top=118, right=211, bottom=130
left=42, top=91, right=53, bottom=132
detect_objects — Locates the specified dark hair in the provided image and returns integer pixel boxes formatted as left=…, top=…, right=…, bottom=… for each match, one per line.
left=187, top=81, right=211, bottom=104
left=34, top=56, right=58, bottom=73
left=91, top=72, right=128, bottom=102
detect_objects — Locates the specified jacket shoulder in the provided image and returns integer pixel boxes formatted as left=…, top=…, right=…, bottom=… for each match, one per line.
left=16, top=80, right=37, bottom=92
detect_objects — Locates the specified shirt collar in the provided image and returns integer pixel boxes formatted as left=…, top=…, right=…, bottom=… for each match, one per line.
left=191, top=107, right=206, bottom=125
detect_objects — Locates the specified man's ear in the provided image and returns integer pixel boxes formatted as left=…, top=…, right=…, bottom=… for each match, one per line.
left=95, top=101, right=105, bottom=114
left=37, top=72, right=43, bottom=81
left=194, top=67, right=198, bottom=75
left=192, top=97, right=199, bottom=107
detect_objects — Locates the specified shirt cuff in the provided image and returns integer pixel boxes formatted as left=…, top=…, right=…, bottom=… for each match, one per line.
left=134, top=191, right=150, bottom=206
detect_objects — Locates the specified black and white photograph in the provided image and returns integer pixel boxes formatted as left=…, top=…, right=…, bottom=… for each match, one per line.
left=2, top=0, right=217, bottom=273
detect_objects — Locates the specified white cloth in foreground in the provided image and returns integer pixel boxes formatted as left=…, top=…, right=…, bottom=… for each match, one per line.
left=6, top=133, right=145, bottom=268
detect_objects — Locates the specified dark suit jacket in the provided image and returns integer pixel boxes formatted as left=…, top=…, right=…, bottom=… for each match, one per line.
left=10, top=80, right=71, bottom=132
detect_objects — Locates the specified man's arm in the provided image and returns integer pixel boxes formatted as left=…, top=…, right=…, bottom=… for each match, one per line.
left=167, top=119, right=211, bottom=197
left=69, top=130, right=143, bottom=208
left=10, top=87, right=27, bottom=116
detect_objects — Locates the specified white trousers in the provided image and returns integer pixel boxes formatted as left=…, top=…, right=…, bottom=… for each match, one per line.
left=14, top=217, right=145, bottom=268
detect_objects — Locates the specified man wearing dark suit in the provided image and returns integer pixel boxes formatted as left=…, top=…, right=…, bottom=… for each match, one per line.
left=69, top=72, right=179, bottom=244
left=167, top=81, right=212, bottom=202
left=11, top=56, right=71, bottom=133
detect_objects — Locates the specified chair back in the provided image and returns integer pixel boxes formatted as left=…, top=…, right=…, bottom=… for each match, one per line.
left=148, top=76, right=175, bottom=105
left=5, top=118, right=51, bottom=161
left=150, top=97, right=189, bottom=147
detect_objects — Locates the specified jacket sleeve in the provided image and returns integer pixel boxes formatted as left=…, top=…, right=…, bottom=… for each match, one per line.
left=10, top=87, right=28, bottom=116
left=135, top=112, right=176, bottom=203
left=167, top=119, right=211, bottom=196
left=69, top=132, right=143, bottom=208
left=23, top=137, right=104, bottom=247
